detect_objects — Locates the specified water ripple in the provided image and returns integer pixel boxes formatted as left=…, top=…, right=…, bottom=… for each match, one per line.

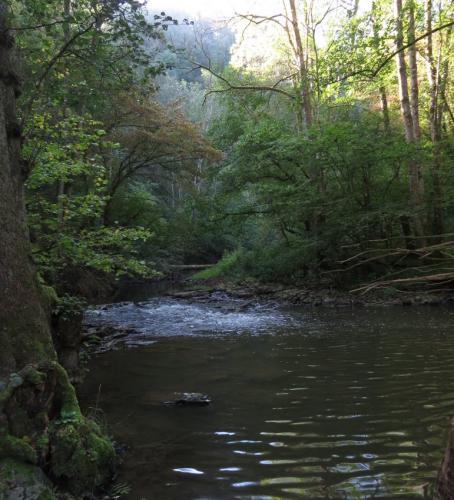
left=80, top=303, right=454, bottom=498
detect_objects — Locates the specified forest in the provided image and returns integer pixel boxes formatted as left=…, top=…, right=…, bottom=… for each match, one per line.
left=2, top=0, right=454, bottom=498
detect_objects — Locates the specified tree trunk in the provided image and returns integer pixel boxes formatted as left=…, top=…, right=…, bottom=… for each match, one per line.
left=394, top=0, right=426, bottom=241
left=372, top=2, right=391, bottom=133
left=380, top=86, right=391, bottom=132
left=0, top=5, right=114, bottom=495
left=57, top=0, right=72, bottom=230
left=0, top=4, right=55, bottom=379
left=425, top=0, right=438, bottom=141
left=394, top=0, right=416, bottom=143
left=288, top=0, right=312, bottom=131
left=407, top=1, right=421, bottom=140
left=425, top=0, right=445, bottom=236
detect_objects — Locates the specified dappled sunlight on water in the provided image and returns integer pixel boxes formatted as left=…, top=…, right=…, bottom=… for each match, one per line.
left=81, top=303, right=454, bottom=498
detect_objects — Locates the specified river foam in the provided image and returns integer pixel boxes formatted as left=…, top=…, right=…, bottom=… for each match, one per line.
left=83, top=297, right=296, bottom=349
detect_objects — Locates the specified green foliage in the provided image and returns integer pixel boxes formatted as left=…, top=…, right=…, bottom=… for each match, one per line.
left=48, top=417, right=115, bottom=495
left=204, top=95, right=416, bottom=283
left=53, top=294, right=86, bottom=321
left=11, top=0, right=225, bottom=296
left=25, top=114, right=155, bottom=286
left=0, top=435, right=37, bottom=465
left=191, top=249, right=242, bottom=280
left=14, top=0, right=454, bottom=294
left=43, top=363, right=116, bottom=494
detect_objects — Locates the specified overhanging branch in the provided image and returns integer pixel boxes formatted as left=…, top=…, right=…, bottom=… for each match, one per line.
left=330, top=18, right=454, bottom=84
left=195, top=61, right=296, bottom=102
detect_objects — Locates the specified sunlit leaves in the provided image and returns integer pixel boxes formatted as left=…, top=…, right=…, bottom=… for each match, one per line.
left=26, top=113, right=155, bottom=280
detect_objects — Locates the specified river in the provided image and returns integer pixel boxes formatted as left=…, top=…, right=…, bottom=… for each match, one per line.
left=80, top=296, right=454, bottom=498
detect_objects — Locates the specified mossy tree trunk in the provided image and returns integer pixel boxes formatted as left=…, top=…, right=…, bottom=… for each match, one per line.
left=0, top=4, right=56, bottom=380
left=0, top=4, right=115, bottom=495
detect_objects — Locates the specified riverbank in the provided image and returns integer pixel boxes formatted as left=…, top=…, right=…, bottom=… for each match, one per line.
left=80, top=278, right=454, bottom=355
left=164, top=278, right=454, bottom=307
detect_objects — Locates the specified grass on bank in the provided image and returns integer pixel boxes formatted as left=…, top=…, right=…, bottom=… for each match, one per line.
left=190, top=249, right=242, bottom=281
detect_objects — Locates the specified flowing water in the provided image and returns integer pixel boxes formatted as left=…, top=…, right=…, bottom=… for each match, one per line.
left=80, top=297, right=454, bottom=499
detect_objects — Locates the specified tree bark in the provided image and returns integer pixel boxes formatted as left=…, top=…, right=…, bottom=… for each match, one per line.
left=394, top=0, right=426, bottom=241
left=407, top=1, right=421, bottom=140
left=0, top=4, right=56, bottom=378
left=372, top=2, right=391, bottom=133
left=57, top=0, right=72, bottom=230
left=425, top=0, right=438, bottom=141
left=394, top=0, right=416, bottom=143
left=288, top=0, right=312, bottom=131
left=0, top=5, right=114, bottom=495
left=425, top=0, right=445, bottom=235
left=380, top=86, right=391, bottom=132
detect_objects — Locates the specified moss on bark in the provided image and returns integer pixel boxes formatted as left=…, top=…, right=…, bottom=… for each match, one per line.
left=0, top=12, right=115, bottom=499
left=0, top=458, right=56, bottom=499
left=49, top=418, right=115, bottom=495
left=0, top=362, right=115, bottom=497
left=0, top=435, right=37, bottom=464
left=53, top=362, right=81, bottom=419
left=46, top=362, right=116, bottom=494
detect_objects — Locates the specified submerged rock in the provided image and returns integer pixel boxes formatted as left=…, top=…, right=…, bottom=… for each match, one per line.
left=162, top=393, right=211, bottom=407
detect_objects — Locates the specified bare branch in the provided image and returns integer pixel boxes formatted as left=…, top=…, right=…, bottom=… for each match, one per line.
left=195, top=61, right=296, bottom=103
left=235, top=13, right=289, bottom=30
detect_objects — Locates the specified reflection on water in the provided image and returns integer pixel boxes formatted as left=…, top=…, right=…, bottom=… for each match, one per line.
left=80, top=303, right=454, bottom=499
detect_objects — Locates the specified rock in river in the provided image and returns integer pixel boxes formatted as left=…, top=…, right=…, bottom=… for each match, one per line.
left=162, top=393, right=212, bottom=407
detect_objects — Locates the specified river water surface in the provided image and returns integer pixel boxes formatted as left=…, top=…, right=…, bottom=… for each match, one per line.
left=80, top=298, right=454, bottom=499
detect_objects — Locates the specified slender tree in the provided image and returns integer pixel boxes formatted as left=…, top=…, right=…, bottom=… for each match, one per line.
left=424, top=0, right=449, bottom=235
left=288, top=0, right=312, bottom=131
left=394, top=0, right=426, bottom=240
left=408, top=0, right=421, bottom=140
left=372, top=1, right=391, bottom=132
